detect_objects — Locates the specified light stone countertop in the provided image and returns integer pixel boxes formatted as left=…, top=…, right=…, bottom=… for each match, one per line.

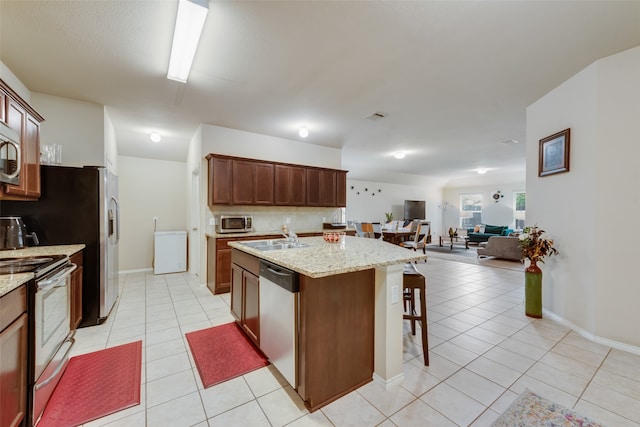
left=228, top=235, right=426, bottom=278
left=0, top=272, right=34, bottom=298
left=205, top=228, right=356, bottom=239
left=0, top=244, right=85, bottom=297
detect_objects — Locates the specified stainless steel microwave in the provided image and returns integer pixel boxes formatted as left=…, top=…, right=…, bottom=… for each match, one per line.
left=0, top=121, right=21, bottom=185
left=216, top=215, right=253, bottom=233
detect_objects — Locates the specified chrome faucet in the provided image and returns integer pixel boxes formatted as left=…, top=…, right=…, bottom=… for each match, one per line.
left=281, top=225, right=299, bottom=245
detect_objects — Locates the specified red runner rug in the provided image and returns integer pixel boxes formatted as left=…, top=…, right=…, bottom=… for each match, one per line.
left=38, top=341, right=142, bottom=427
left=186, top=322, right=269, bottom=388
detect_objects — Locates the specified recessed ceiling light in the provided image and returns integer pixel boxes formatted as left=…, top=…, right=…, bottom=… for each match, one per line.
left=477, top=168, right=488, bottom=174
left=298, top=127, right=309, bottom=138
left=150, top=132, right=162, bottom=143
left=394, top=152, right=406, bottom=159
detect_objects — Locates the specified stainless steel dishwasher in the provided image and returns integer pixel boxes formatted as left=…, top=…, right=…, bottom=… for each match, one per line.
left=259, top=260, right=299, bottom=387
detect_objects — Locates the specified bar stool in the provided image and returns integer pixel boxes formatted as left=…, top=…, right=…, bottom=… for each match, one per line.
left=403, top=263, right=429, bottom=365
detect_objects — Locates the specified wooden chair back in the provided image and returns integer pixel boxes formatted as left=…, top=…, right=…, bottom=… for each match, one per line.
left=361, top=222, right=375, bottom=238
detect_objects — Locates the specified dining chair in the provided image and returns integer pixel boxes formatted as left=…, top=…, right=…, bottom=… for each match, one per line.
left=361, top=222, right=375, bottom=238
left=400, top=223, right=428, bottom=258
left=371, top=222, right=382, bottom=239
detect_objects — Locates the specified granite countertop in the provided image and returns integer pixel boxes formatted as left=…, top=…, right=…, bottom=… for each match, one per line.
left=206, top=228, right=356, bottom=239
left=0, top=244, right=86, bottom=298
left=229, top=235, right=426, bottom=278
left=0, top=272, right=34, bottom=298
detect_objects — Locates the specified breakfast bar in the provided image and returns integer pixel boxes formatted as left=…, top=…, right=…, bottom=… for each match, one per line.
left=229, top=235, right=426, bottom=411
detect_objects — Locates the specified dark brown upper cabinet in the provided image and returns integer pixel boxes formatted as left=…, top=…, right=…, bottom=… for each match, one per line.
left=336, top=170, right=347, bottom=207
left=306, top=168, right=336, bottom=207
left=274, top=164, right=306, bottom=206
left=232, top=160, right=274, bottom=205
left=208, top=156, right=233, bottom=205
left=207, top=154, right=346, bottom=207
left=0, top=79, right=44, bottom=200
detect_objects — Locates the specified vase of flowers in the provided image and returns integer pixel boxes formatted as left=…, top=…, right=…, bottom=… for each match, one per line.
left=519, top=226, right=558, bottom=318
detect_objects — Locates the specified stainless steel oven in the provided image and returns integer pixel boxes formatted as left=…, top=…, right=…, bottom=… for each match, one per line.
left=32, top=257, right=76, bottom=424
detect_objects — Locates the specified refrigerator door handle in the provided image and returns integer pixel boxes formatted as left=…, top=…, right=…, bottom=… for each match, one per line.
left=112, top=196, right=120, bottom=244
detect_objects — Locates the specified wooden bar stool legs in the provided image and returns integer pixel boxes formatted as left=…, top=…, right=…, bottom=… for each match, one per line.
left=403, top=265, right=429, bottom=366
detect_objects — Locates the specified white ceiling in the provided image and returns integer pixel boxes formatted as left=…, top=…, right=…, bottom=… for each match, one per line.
left=1, top=1, right=639, bottom=185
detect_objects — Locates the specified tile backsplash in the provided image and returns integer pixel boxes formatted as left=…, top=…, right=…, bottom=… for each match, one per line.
left=207, top=205, right=344, bottom=234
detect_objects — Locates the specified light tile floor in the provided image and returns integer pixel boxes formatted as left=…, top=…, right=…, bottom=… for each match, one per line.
left=69, top=257, right=640, bottom=427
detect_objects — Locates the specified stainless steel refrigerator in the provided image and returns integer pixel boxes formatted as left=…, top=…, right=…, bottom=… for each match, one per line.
left=0, top=165, right=120, bottom=327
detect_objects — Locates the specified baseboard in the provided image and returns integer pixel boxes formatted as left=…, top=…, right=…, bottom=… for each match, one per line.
left=372, top=372, right=405, bottom=389
left=118, top=268, right=153, bottom=275
left=543, top=309, right=640, bottom=356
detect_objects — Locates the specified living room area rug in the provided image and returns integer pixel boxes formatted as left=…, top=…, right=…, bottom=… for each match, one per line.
left=492, top=389, right=606, bottom=427
left=38, top=340, right=142, bottom=427
left=425, top=244, right=523, bottom=271
left=186, top=322, right=269, bottom=388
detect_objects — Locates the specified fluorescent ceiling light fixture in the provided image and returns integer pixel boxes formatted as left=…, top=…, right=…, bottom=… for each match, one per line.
left=167, top=0, right=209, bottom=83
left=393, top=152, right=406, bottom=159
left=150, top=132, right=162, bottom=143
left=298, top=127, right=309, bottom=138
left=477, top=168, right=488, bottom=174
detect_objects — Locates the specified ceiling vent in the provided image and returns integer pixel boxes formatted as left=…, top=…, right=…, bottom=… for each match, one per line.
left=365, top=112, right=386, bottom=122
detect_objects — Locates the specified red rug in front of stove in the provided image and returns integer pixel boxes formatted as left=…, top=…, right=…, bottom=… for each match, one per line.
left=38, top=340, right=142, bottom=427
left=186, top=322, right=269, bottom=388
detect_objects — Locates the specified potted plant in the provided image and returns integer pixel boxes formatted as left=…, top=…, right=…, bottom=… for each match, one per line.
left=519, top=226, right=558, bottom=318
left=384, top=212, right=393, bottom=223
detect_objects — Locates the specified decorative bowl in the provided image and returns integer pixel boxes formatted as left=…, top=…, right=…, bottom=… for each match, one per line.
left=323, top=231, right=344, bottom=243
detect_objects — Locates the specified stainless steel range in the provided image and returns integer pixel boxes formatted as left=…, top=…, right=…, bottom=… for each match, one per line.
left=0, top=254, right=76, bottom=425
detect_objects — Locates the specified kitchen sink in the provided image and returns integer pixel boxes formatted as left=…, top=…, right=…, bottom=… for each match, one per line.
left=241, top=239, right=309, bottom=251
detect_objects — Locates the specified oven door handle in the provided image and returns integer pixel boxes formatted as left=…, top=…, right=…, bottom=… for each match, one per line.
left=34, top=335, right=75, bottom=391
left=37, top=263, right=78, bottom=291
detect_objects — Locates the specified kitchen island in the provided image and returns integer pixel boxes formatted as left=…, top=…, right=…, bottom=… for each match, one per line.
left=229, top=235, right=426, bottom=411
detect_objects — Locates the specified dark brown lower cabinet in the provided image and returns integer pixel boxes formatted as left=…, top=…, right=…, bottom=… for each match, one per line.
left=230, top=249, right=260, bottom=347
left=0, top=285, right=28, bottom=427
left=297, top=269, right=375, bottom=411
left=207, top=236, right=232, bottom=295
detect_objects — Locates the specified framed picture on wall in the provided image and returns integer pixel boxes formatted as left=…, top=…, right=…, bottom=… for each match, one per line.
left=539, top=128, right=570, bottom=177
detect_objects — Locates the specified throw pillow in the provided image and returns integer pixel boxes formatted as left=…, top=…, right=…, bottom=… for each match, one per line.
left=479, top=225, right=486, bottom=233
left=473, top=225, right=481, bottom=232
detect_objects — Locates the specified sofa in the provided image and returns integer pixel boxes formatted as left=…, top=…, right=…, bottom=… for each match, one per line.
left=466, top=224, right=511, bottom=243
left=477, top=236, right=523, bottom=261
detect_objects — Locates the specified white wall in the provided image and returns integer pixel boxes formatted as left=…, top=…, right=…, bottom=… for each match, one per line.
left=527, top=45, right=640, bottom=349
left=201, top=124, right=342, bottom=169
left=118, top=155, right=188, bottom=272
left=346, top=178, right=443, bottom=232
left=443, top=181, right=526, bottom=235
left=0, top=60, right=30, bottom=102
left=104, top=109, right=118, bottom=172
left=30, top=93, right=106, bottom=168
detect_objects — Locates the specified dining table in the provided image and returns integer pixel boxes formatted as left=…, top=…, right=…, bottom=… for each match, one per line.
left=382, top=229, right=417, bottom=245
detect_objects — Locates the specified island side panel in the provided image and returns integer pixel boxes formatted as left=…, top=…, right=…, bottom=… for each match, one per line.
left=298, top=268, right=375, bottom=412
